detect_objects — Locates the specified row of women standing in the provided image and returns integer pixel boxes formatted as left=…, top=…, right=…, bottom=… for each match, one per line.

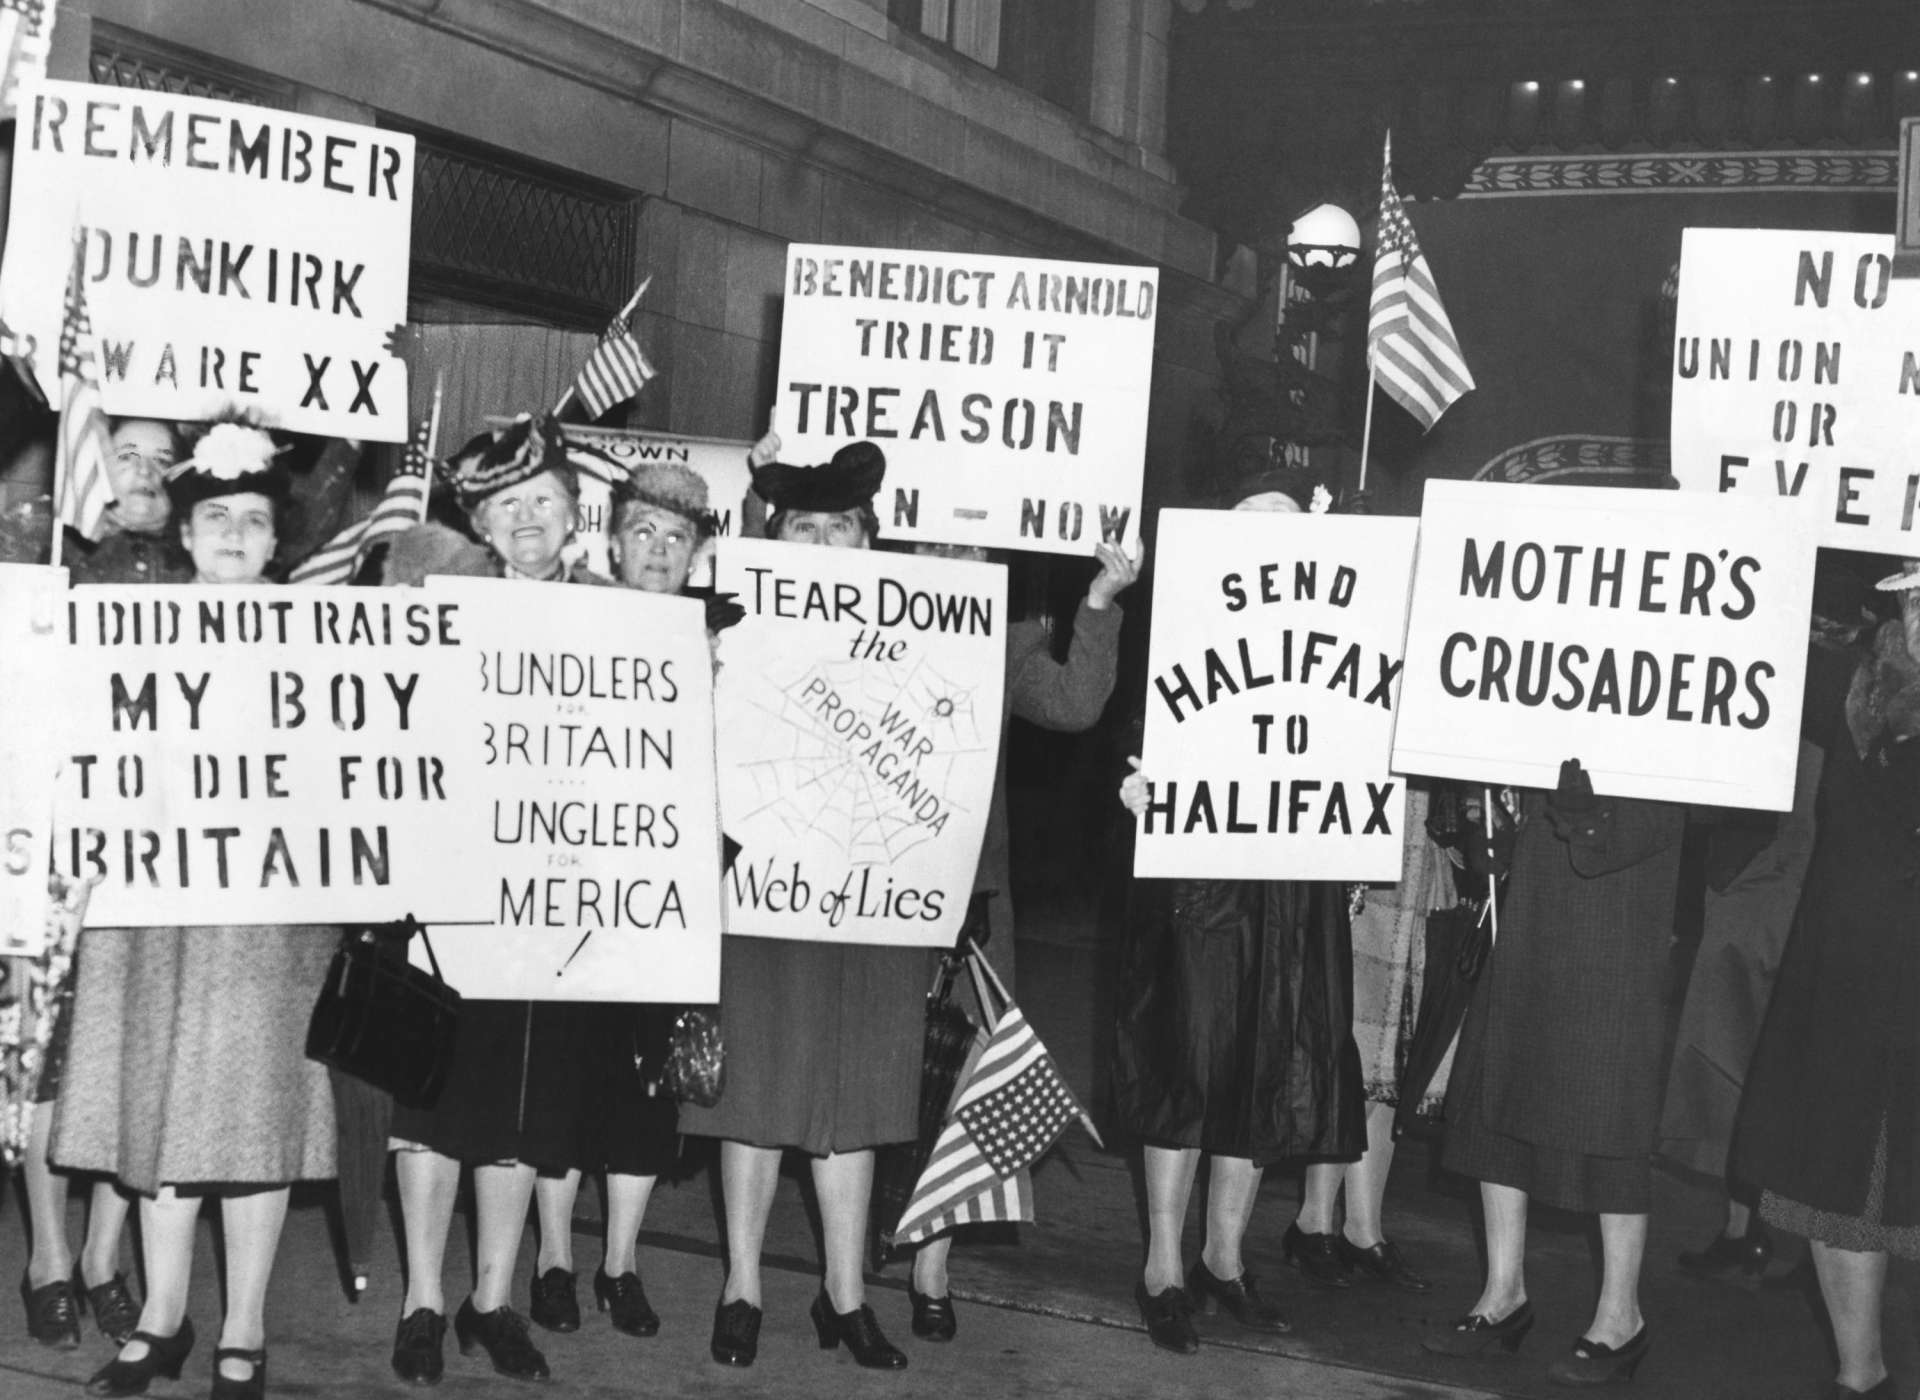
left=14, top=410, right=1140, bottom=1398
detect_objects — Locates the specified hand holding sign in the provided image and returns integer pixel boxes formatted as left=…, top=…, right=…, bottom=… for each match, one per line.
left=1088, top=540, right=1144, bottom=611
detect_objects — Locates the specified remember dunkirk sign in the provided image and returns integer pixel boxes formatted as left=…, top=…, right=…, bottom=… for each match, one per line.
left=1391, top=481, right=1817, bottom=812
left=1135, top=511, right=1418, bottom=881
left=1672, top=227, right=1920, bottom=555
left=773, top=245, right=1154, bottom=557
left=1, top=81, right=414, bottom=440
left=713, top=539, right=1006, bottom=947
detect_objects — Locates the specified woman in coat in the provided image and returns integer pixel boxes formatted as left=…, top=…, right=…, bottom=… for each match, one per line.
left=383, top=414, right=613, bottom=1387
left=1113, top=466, right=1367, bottom=1355
left=679, top=441, right=918, bottom=1372
left=1421, top=764, right=1684, bottom=1385
left=54, top=418, right=340, bottom=1400
left=1733, top=558, right=1920, bottom=1400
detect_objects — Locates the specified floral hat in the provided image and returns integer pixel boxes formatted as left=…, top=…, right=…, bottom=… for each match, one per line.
left=165, top=417, right=290, bottom=512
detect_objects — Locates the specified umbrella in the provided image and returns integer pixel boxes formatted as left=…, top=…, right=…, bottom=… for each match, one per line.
left=870, top=892, right=991, bottom=1269
left=328, top=1067, right=394, bottom=1300
left=1391, top=899, right=1493, bottom=1140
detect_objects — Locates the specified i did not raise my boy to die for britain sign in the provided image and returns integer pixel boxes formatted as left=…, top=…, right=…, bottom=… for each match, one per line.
left=1135, top=512, right=1418, bottom=882
left=1391, top=481, right=1817, bottom=811
left=774, top=245, right=1154, bottom=558
left=713, top=539, right=1005, bottom=948
left=1, top=81, right=413, bottom=440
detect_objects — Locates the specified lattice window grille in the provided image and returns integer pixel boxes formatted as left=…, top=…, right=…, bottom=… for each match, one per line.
left=87, top=25, right=293, bottom=109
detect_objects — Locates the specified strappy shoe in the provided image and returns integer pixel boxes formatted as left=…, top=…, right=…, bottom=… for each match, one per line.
left=85, top=1318, right=196, bottom=1397
left=210, top=1346, right=267, bottom=1400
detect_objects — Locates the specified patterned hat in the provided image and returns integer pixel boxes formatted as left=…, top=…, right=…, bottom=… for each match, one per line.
left=750, top=441, right=886, bottom=513
left=447, top=413, right=573, bottom=513
left=611, top=460, right=716, bottom=536
left=166, top=418, right=290, bottom=512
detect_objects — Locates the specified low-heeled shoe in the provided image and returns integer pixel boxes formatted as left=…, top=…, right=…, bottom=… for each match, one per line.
left=21, top=1271, right=82, bottom=1350
left=391, top=1308, right=447, bottom=1386
left=1545, top=1325, right=1649, bottom=1386
left=1188, top=1259, right=1290, bottom=1332
left=1420, top=1301, right=1535, bottom=1358
left=593, top=1268, right=659, bottom=1338
left=210, top=1346, right=267, bottom=1400
left=453, top=1299, right=550, bottom=1382
left=1677, top=1225, right=1772, bottom=1286
left=709, top=1299, right=761, bottom=1367
left=81, top=1272, right=142, bottom=1347
left=1335, top=1236, right=1433, bottom=1293
left=528, top=1267, right=580, bottom=1334
left=1134, top=1280, right=1199, bottom=1355
left=85, top=1318, right=196, bottom=1397
left=1281, top=1223, right=1353, bottom=1288
left=908, top=1286, right=957, bottom=1341
left=809, top=1291, right=908, bottom=1369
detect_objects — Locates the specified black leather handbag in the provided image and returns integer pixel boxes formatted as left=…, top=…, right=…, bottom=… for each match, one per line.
left=305, top=916, right=461, bottom=1110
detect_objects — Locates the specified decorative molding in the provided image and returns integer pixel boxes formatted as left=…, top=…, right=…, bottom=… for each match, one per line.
left=1462, top=149, right=1900, bottom=198
left=1473, top=435, right=1672, bottom=484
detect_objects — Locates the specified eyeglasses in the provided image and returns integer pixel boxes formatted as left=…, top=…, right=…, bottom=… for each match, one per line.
left=622, top=520, right=691, bottom=550
left=490, top=493, right=567, bottom=520
left=112, top=447, right=173, bottom=475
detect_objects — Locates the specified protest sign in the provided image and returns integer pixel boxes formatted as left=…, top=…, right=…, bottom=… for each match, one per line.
left=0, top=565, right=66, bottom=953
left=54, top=584, right=488, bottom=925
left=772, top=245, right=1154, bottom=558
left=1135, top=511, right=1418, bottom=881
left=1, top=80, right=413, bottom=440
left=713, top=538, right=1006, bottom=947
left=559, top=425, right=753, bottom=582
left=1672, top=227, right=1920, bottom=555
left=1392, top=480, right=1818, bottom=811
left=0, top=1, right=54, bottom=121
left=420, top=578, right=721, bottom=1002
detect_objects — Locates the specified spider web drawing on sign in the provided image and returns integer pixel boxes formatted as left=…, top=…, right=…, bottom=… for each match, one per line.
left=735, top=653, right=991, bottom=866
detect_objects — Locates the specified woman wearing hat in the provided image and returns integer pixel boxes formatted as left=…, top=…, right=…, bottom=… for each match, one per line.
left=53, top=416, right=339, bottom=1400
left=1112, top=465, right=1366, bottom=1354
left=521, top=458, right=736, bottom=1345
left=1732, top=558, right=1920, bottom=1400
left=382, top=415, right=614, bottom=1387
left=680, top=440, right=917, bottom=1372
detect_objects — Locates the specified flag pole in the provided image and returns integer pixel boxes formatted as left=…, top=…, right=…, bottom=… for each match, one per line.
left=1357, top=353, right=1379, bottom=494
left=1483, top=786, right=1501, bottom=947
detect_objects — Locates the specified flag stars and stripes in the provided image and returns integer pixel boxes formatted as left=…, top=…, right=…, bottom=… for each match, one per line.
left=1368, top=132, right=1475, bottom=432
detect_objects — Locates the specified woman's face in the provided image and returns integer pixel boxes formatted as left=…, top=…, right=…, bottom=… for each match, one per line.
left=779, top=509, right=868, bottom=549
left=478, top=470, right=574, bottom=577
left=180, top=491, right=276, bottom=585
left=107, top=420, right=176, bottom=534
left=612, top=504, right=700, bottom=594
left=1232, top=491, right=1303, bottom=514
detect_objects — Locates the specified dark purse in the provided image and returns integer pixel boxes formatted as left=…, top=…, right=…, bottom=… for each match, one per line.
left=659, top=1007, right=725, bottom=1108
left=305, top=915, right=462, bottom=1110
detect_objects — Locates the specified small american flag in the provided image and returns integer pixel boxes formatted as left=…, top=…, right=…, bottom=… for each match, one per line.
left=891, top=1000, right=1095, bottom=1246
left=55, top=231, right=115, bottom=543
left=1368, top=131, right=1474, bottom=432
left=568, top=292, right=656, bottom=421
left=0, top=0, right=53, bottom=121
left=290, top=376, right=439, bottom=584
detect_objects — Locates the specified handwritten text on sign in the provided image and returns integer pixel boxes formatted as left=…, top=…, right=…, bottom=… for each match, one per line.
left=0, top=566, right=66, bottom=954
left=0, top=81, right=414, bottom=440
left=1136, top=512, right=1418, bottom=881
left=1391, top=481, right=1817, bottom=811
left=54, top=585, right=487, bottom=925
left=1671, top=227, right=1920, bottom=555
left=772, top=245, right=1154, bottom=558
left=713, top=539, right=1006, bottom=947
left=421, top=579, right=721, bottom=1003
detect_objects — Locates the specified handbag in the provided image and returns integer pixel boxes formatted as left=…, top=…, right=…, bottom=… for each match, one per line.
left=305, top=915, right=461, bottom=1110
left=659, top=1007, right=725, bottom=1108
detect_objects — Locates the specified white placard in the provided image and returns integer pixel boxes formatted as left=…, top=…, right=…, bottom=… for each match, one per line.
left=562, top=425, right=753, bottom=582
left=1392, top=480, right=1818, bottom=811
left=54, top=584, right=488, bottom=925
left=1672, top=227, right=1920, bottom=555
left=421, top=578, right=722, bottom=1002
left=1, top=81, right=414, bottom=440
left=773, top=244, right=1153, bottom=557
left=713, top=538, right=1006, bottom=946
left=0, top=565, right=66, bottom=953
left=1136, top=511, right=1418, bottom=880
